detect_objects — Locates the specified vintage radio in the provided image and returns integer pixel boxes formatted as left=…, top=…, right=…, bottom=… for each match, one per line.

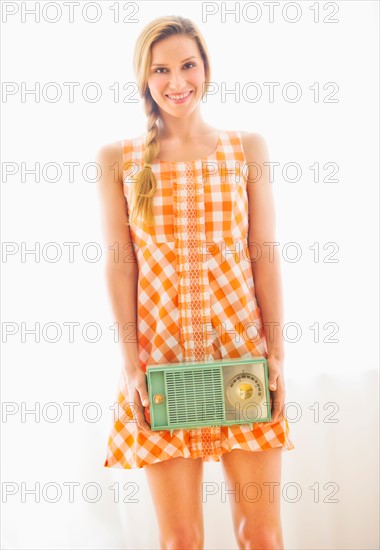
left=146, top=356, right=272, bottom=435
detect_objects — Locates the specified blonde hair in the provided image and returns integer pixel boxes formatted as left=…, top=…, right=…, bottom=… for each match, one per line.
left=128, top=15, right=212, bottom=227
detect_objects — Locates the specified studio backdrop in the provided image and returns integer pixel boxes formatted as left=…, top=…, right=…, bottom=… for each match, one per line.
left=2, top=1, right=379, bottom=549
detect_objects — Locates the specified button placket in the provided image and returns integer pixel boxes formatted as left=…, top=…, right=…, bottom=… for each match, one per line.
left=172, top=162, right=214, bottom=362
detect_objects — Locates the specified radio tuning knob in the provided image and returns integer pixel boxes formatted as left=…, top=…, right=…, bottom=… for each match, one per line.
left=153, top=394, right=164, bottom=404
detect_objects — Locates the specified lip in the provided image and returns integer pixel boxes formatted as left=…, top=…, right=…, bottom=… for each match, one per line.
left=165, top=90, right=193, bottom=104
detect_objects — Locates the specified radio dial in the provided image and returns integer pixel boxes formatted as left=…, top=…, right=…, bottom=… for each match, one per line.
left=226, top=371, right=263, bottom=406
left=239, top=382, right=253, bottom=400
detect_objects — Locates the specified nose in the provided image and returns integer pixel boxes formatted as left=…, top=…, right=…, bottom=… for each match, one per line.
left=168, top=69, right=187, bottom=90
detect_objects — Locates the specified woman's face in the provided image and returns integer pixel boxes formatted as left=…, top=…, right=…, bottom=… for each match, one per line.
left=147, top=34, right=206, bottom=118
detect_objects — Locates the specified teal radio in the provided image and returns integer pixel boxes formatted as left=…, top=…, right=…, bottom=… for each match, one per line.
left=146, top=356, right=272, bottom=435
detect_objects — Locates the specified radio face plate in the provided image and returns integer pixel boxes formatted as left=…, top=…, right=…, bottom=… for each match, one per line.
left=223, top=360, right=269, bottom=423
left=147, top=357, right=272, bottom=433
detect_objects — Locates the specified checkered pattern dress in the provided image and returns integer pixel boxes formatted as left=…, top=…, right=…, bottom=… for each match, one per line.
left=104, top=129, right=295, bottom=469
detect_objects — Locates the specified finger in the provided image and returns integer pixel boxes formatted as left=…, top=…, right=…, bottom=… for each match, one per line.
left=129, top=393, right=152, bottom=434
left=269, top=375, right=277, bottom=392
left=136, top=410, right=166, bottom=436
left=132, top=387, right=149, bottom=416
left=137, top=386, right=149, bottom=408
left=272, top=398, right=285, bottom=423
left=138, top=406, right=161, bottom=436
left=135, top=408, right=154, bottom=434
left=138, top=420, right=155, bottom=435
left=271, top=397, right=281, bottom=423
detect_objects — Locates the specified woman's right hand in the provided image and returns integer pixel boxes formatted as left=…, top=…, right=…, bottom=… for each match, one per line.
left=124, top=367, right=157, bottom=436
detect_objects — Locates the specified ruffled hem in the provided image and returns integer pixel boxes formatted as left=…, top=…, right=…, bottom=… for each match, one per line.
left=104, top=417, right=295, bottom=470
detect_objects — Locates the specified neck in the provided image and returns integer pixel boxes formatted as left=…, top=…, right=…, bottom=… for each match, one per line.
left=156, top=112, right=212, bottom=141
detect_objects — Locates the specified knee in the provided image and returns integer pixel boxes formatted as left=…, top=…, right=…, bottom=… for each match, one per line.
left=161, top=525, right=203, bottom=550
left=237, top=521, right=283, bottom=550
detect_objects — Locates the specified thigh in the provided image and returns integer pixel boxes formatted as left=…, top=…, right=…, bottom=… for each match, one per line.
left=144, top=456, right=204, bottom=535
left=220, top=447, right=283, bottom=531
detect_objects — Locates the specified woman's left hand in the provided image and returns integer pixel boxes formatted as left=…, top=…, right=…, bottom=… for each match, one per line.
left=267, top=356, right=286, bottom=424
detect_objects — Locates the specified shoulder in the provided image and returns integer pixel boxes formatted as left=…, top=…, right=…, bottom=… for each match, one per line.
left=238, top=130, right=269, bottom=163
left=96, top=138, right=139, bottom=184
left=96, top=139, right=123, bottom=166
left=95, top=133, right=144, bottom=160
left=95, top=140, right=126, bottom=189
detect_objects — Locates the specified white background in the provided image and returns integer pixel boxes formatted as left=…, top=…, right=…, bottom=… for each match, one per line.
left=1, top=1, right=379, bottom=549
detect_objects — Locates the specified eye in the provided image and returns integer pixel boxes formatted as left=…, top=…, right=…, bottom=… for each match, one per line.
left=153, top=62, right=196, bottom=74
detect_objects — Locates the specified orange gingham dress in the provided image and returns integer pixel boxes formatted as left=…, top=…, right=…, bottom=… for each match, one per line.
left=104, top=129, right=295, bottom=469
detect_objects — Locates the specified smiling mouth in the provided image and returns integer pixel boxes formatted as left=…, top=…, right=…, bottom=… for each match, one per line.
left=165, top=91, right=193, bottom=100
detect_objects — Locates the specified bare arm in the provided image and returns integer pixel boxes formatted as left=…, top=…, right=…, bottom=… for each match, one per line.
left=96, top=141, right=141, bottom=375
left=241, top=131, right=284, bottom=362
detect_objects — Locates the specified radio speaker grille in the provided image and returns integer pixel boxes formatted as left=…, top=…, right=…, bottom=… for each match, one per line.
left=165, top=366, right=224, bottom=424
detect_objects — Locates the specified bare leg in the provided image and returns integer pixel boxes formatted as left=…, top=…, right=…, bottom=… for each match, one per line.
left=220, top=447, right=284, bottom=550
left=144, top=456, right=205, bottom=550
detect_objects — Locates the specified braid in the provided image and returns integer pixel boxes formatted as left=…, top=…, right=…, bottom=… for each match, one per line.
left=128, top=107, right=159, bottom=227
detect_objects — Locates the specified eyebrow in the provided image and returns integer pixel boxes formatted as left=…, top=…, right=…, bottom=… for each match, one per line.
left=151, top=56, right=197, bottom=67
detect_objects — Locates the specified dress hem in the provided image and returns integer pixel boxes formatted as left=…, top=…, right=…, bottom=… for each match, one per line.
left=103, top=439, right=295, bottom=470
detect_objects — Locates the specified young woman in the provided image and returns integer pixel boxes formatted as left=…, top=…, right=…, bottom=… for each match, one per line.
left=97, top=15, right=294, bottom=550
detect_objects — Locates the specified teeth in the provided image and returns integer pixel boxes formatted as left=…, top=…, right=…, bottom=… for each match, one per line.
left=167, top=91, right=191, bottom=100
